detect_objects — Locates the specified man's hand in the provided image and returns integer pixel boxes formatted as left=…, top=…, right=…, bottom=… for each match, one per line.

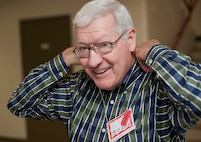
left=62, top=47, right=80, bottom=66
left=134, top=39, right=160, bottom=72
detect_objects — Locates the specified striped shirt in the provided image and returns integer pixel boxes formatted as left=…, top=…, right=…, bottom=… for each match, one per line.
left=8, top=44, right=201, bottom=142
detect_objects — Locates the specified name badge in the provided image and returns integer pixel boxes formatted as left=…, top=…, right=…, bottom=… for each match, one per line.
left=107, top=109, right=136, bottom=142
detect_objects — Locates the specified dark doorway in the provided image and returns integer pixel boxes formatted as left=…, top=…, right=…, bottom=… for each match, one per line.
left=20, top=15, right=71, bottom=142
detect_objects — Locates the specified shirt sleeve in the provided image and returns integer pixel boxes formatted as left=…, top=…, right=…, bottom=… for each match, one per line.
left=7, top=54, right=76, bottom=121
left=145, top=44, right=201, bottom=131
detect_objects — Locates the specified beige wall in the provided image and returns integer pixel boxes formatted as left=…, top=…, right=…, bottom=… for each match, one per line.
left=0, top=0, right=87, bottom=139
left=191, top=1, right=201, bottom=36
left=0, top=0, right=200, bottom=140
left=146, top=0, right=195, bottom=54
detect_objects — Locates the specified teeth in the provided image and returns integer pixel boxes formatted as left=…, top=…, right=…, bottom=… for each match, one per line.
left=95, top=68, right=110, bottom=74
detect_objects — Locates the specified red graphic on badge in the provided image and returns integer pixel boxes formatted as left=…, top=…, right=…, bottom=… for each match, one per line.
left=107, top=109, right=136, bottom=142
left=121, top=109, right=132, bottom=126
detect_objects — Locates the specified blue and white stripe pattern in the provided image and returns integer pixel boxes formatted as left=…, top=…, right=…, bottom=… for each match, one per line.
left=8, top=45, right=201, bottom=141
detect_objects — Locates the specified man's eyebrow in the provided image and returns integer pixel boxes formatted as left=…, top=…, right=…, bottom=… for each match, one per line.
left=77, top=34, right=112, bottom=45
left=77, top=42, right=89, bottom=45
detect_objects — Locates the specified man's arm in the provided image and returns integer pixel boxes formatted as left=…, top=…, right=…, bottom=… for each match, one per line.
left=134, top=39, right=160, bottom=72
left=7, top=47, right=80, bottom=120
left=135, top=40, right=201, bottom=130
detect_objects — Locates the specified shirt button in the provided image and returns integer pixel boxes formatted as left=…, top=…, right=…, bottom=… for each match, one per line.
left=156, top=74, right=160, bottom=79
left=59, top=72, right=63, bottom=77
left=110, top=100, right=115, bottom=105
left=148, top=59, right=153, bottom=65
left=123, top=91, right=128, bottom=95
left=102, top=128, right=106, bottom=133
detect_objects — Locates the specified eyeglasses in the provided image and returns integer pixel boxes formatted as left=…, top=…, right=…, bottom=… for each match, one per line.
left=73, top=32, right=125, bottom=58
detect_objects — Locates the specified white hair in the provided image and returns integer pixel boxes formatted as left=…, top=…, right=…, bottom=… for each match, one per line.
left=73, top=0, right=134, bottom=35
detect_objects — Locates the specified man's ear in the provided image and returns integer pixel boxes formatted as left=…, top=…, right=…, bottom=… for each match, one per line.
left=127, top=28, right=137, bottom=52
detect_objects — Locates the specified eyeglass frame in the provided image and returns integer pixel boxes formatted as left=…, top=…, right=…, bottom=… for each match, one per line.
left=73, top=32, right=126, bottom=58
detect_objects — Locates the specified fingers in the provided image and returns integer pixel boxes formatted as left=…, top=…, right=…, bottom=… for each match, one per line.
left=135, top=39, right=160, bottom=72
left=62, top=47, right=80, bottom=66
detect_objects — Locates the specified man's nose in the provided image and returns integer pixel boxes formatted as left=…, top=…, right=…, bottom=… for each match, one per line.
left=87, top=50, right=103, bottom=67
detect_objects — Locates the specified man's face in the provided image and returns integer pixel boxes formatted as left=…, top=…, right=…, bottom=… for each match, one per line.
left=75, top=13, right=136, bottom=90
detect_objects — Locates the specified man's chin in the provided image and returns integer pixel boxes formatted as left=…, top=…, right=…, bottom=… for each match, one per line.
left=96, top=83, right=115, bottom=91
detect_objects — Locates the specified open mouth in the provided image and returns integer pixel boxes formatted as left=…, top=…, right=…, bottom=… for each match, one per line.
left=94, top=67, right=111, bottom=74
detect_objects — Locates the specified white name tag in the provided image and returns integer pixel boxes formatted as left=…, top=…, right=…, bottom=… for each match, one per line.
left=107, top=109, right=136, bottom=142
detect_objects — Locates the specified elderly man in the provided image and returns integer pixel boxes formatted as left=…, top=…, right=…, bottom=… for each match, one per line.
left=8, top=0, right=201, bottom=141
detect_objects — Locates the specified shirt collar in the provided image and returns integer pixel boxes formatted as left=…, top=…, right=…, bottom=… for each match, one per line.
left=121, top=61, right=147, bottom=90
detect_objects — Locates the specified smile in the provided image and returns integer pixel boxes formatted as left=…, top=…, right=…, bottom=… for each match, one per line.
left=94, top=67, right=111, bottom=74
